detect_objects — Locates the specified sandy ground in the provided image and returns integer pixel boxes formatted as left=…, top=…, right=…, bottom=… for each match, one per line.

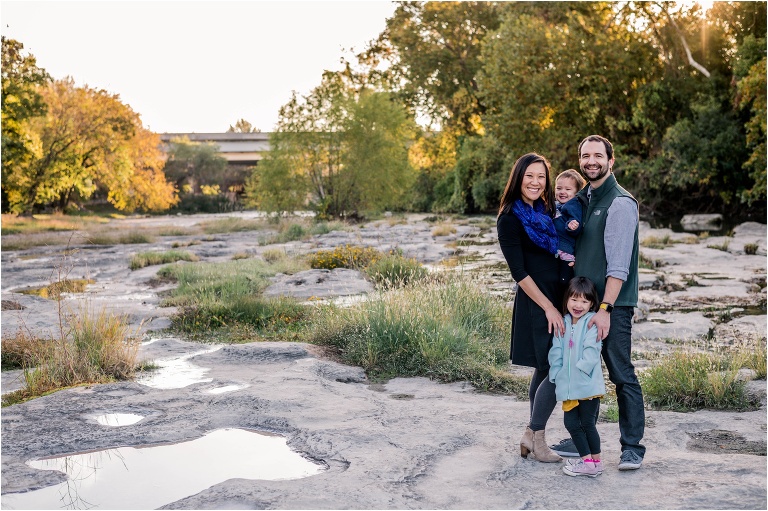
left=1, top=212, right=766, bottom=510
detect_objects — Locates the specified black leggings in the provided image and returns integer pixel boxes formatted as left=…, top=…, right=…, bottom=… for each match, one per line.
left=563, top=398, right=601, bottom=457
left=528, top=369, right=557, bottom=431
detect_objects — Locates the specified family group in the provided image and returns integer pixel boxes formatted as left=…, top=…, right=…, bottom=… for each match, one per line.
left=497, top=135, right=645, bottom=478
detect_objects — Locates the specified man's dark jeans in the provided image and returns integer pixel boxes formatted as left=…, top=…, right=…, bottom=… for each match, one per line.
left=602, top=306, right=646, bottom=458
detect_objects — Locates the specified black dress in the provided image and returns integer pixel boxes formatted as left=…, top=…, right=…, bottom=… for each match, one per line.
left=497, top=210, right=562, bottom=372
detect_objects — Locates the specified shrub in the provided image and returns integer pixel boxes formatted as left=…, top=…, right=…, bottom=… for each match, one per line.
left=432, top=224, right=457, bottom=236
left=640, top=349, right=756, bottom=411
left=707, top=240, right=730, bottom=251
left=89, top=231, right=156, bottom=245
left=130, top=250, right=199, bottom=270
left=641, top=234, right=673, bottom=249
left=159, top=257, right=310, bottom=335
left=2, top=305, right=141, bottom=406
left=173, top=295, right=306, bottom=333
left=19, top=279, right=94, bottom=300
left=1, top=331, right=49, bottom=370
left=309, top=276, right=528, bottom=395
left=198, top=217, right=268, bottom=234
left=262, top=248, right=289, bottom=263
left=744, top=243, right=759, bottom=255
left=310, top=220, right=348, bottom=236
left=737, top=337, right=767, bottom=379
left=364, top=254, right=429, bottom=289
left=309, top=245, right=383, bottom=270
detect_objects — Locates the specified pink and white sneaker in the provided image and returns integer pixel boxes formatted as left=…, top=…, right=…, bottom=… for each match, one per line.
left=563, top=459, right=600, bottom=477
left=566, top=458, right=603, bottom=474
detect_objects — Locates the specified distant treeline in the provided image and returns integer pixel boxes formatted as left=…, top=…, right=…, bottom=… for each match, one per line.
left=2, top=2, right=765, bottom=220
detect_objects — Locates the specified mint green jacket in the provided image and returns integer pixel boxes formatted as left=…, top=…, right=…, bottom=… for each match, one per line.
left=548, top=312, right=606, bottom=401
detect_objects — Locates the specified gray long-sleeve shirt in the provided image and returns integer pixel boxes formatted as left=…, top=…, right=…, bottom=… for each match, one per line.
left=586, top=187, right=638, bottom=282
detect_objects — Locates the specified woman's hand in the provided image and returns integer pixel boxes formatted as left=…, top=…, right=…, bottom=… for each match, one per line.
left=545, top=305, right=565, bottom=336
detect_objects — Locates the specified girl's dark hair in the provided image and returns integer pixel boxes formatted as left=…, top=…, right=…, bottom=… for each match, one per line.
left=562, top=276, right=599, bottom=312
left=497, top=152, right=555, bottom=217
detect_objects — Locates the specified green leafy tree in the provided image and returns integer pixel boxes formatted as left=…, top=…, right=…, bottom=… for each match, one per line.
left=245, top=73, right=416, bottom=218
left=734, top=35, right=766, bottom=206
left=365, top=1, right=502, bottom=135
left=227, top=118, right=261, bottom=133
left=479, top=2, right=660, bottom=170
left=162, top=137, right=228, bottom=194
left=1, top=37, right=51, bottom=212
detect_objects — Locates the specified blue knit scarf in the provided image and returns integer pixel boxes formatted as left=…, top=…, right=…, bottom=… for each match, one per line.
left=512, top=199, right=558, bottom=255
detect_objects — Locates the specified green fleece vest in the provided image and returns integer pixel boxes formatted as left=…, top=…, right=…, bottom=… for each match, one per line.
left=574, top=174, right=639, bottom=307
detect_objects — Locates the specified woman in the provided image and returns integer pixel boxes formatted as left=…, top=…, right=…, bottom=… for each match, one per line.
left=497, top=153, right=565, bottom=463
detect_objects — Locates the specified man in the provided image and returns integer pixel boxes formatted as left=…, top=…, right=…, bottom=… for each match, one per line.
left=549, top=135, right=646, bottom=470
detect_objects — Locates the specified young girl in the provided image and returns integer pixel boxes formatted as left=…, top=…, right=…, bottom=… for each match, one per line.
left=548, top=276, right=605, bottom=477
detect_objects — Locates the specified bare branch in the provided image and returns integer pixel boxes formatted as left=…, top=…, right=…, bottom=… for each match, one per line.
left=662, top=4, right=711, bottom=78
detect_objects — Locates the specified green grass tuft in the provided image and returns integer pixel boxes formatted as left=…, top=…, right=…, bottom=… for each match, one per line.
left=640, top=349, right=757, bottom=411
left=308, top=276, right=528, bottom=395
left=130, top=250, right=199, bottom=270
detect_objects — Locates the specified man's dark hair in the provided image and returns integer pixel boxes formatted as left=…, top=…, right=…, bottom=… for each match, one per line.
left=563, top=276, right=600, bottom=313
left=578, top=135, right=613, bottom=161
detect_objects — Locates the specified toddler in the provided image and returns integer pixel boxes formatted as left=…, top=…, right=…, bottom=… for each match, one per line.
left=553, top=169, right=585, bottom=285
left=548, top=276, right=605, bottom=477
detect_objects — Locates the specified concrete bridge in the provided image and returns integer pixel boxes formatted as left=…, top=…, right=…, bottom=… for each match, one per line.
left=159, top=132, right=271, bottom=166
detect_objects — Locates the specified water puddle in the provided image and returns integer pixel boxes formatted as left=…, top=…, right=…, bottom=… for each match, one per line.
left=206, top=384, right=249, bottom=395
left=1, top=428, right=326, bottom=510
left=93, top=413, right=144, bottom=427
left=136, top=345, right=221, bottom=389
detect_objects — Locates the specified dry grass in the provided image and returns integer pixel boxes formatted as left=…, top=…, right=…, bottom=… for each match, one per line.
left=432, top=224, right=457, bottom=237
left=2, top=304, right=142, bottom=406
left=1, top=213, right=109, bottom=235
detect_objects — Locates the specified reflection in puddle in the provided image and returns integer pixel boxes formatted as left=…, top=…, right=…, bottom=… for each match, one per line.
left=136, top=346, right=221, bottom=389
left=2, top=428, right=326, bottom=510
left=206, top=384, right=249, bottom=394
left=94, top=413, right=144, bottom=427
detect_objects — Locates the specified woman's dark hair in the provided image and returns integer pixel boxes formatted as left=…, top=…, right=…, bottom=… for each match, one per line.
left=497, top=153, right=555, bottom=217
left=562, top=276, right=599, bottom=313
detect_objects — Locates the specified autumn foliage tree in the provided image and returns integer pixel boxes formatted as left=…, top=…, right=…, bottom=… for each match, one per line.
left=3, top=77, right=177, bottom=213
left=2, top=39, right=177, bottom=214
left=1, top=37, right=50, bottom=212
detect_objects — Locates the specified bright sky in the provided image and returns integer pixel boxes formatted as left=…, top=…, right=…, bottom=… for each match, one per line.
left=1, top=0, right=398, bottom=133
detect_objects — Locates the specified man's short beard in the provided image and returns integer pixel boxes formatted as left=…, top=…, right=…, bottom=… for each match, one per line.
left=582, top=165, right=610, bottom=182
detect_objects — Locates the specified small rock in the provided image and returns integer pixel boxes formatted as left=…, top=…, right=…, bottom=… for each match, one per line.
left=680, top=214, right=723, bottom=231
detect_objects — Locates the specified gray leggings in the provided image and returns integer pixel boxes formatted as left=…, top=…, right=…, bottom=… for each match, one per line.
left=528, top=368, right=557, bottom=431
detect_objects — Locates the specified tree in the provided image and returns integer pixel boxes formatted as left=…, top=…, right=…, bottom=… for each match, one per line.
left=364, top=1, right=502, bottom=136
left=479, top=2, right=660, bottom=170
left=1, top=37, right=51, bottom=212
left=162, top=137, right=228, bottom=194
left=245, top=72, right=416, bottom=218
left=3, top=77, right=176, bottom=213
left=227, top=118, right=261, bottom=133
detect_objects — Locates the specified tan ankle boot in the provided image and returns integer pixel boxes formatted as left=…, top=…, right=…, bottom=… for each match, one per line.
left=528, top=429, right=562, bottom=463
left=520, top=427, right=534, bottom=458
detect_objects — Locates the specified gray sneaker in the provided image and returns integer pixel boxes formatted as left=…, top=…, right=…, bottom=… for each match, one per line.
left=618, top=450, right=643, bottom=470
left=549, top=438, right=580, bottom=457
